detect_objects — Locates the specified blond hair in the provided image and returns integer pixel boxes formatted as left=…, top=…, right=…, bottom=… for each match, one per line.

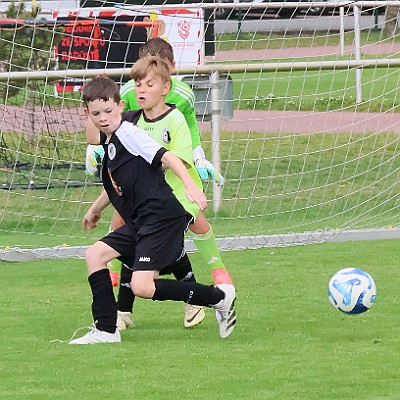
left=131, top=55, right=171, bottom=84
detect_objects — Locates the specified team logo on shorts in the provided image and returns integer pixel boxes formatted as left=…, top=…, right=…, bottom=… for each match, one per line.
left=162, top=128, right=171, bottom=144
left=108, top=143, right=116, bottom=160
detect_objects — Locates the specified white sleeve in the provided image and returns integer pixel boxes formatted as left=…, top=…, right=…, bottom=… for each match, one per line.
left=115, top=121, right=163, bottom=164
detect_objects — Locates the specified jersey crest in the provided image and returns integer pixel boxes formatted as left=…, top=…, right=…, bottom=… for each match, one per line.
left=162, top=128, right=171, bottom=144
left=108, top=143, right=116, bottom=160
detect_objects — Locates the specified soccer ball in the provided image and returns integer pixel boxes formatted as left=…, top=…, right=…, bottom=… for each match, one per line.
left=328, top=268, right=376, bottom=314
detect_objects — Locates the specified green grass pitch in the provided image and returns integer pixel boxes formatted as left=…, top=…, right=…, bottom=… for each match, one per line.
left=1, top=239, right=400, bottom=399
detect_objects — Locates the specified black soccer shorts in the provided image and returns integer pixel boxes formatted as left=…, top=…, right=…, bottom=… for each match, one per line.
left=101, top=214, right=192, bottom=272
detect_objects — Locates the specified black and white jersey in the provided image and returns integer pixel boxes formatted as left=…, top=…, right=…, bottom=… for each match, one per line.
left=100, top=120, right=188, bottom=228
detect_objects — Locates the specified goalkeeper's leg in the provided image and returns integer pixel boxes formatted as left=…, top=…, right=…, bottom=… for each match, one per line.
left=170, top=254, right=206, bottom=328
left=116, top=263, right=135, bottom=330
left=190, top=212, right=233, bottom=285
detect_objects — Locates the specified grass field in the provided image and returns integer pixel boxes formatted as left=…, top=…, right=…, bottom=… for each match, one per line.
left=215, top=31, right=400, bottom=112
left=1, top=239, right=400, bottom=399
left=232, top=65, right=400, bottom=112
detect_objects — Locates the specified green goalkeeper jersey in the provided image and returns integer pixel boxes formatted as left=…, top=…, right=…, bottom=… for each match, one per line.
left=120, top=77, right=201, bottom=149
left=136, top=106, right=203, bottom=219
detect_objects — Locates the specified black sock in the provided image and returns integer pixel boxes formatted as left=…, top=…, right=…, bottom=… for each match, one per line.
left=117, top=263, right=136, bottom=313
left=152, top=279, right=224, bottom=306
left=88, top=269, right=117, bottom=333
left=172, top=254, right=196, bottom=283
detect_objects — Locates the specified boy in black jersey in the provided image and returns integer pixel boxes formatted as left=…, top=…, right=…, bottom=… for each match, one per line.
left=69, top=77, right=236, bottom=344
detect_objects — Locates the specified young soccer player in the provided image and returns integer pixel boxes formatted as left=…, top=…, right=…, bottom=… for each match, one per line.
left=69, top=76, right=236, bottom=344
left=122, top=37, right=224, bottom=186
left=85, top=38, right=233, bottom=329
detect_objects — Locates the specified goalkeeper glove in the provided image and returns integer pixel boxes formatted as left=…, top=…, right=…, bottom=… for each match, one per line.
left=85, top=144, right=105, bottom=177
left=192, top=146, right=225, bottom=187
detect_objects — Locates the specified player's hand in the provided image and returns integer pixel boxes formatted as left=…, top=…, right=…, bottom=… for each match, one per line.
left=192, top=146, right=225, bottom=186
left=185, top=184, right=208, bottom=211
left=196, top=159, right=225, bottom=186
left=85, top=144, right=104, bottom=177
left=82, top=209, right=101, bottom=231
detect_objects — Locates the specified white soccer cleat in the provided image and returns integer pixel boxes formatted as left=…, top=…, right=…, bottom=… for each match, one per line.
left=68, top=327, right=121, bottom=345
left=213, top=284, right=237, bottom=338
left=184, top=304, right=206, bottom=328
left=116, top=311, right=134, bottom=331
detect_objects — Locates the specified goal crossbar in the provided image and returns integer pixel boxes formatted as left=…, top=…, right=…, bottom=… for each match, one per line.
left=2, top=58, right=400, bottom=82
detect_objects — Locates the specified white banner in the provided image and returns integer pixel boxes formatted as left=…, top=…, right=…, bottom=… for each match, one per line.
left=54, top=7, right=204, bottom=67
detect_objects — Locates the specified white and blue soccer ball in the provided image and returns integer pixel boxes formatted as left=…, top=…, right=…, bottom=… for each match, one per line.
left=328, top=268, right=376, bottom=315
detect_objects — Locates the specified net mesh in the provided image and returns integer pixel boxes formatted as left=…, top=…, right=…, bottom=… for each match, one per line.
left=2, top=1, right=400, bottom=260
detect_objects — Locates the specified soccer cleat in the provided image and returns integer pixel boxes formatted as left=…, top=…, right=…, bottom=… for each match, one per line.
left=212, top=284, right=237, bottom=339
left=68, top=327, right=121, bottom=345
left=116, top=311, right=134, bottom=331
left=184, top=304, right=206, bottom=328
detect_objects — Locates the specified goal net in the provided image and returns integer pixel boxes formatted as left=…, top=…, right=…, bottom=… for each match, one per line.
left=2, top=0, right=400, bottom=261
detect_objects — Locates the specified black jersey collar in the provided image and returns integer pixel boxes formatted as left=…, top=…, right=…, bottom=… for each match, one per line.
left=142, top=104, right=176, bottom=123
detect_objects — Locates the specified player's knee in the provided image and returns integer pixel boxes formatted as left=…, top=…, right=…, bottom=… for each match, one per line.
left=85, top=243, right=108, bottom=268
left=85, top=246, right=99, bottom=265
left=131, top=273, right=152, bottom=298
left=130, top=279, right=145, bottom=297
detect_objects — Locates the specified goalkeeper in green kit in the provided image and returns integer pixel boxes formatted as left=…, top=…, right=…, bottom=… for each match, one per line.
left=85, top=37, right=233, bottom=331
left=122, top=38, right=224, bottom=186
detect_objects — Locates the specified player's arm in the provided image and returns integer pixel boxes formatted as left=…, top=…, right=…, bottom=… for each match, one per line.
left=116, top=121, right=207, bottom=210
left=120, top=79, right=139, bottom=112
left=183, top=102, right=201, bottom=150
left=180, top=88, right=225, bottom=186
left=82, top=189, right=111, bottom=231
left=161, top=151, right=207, bottom=211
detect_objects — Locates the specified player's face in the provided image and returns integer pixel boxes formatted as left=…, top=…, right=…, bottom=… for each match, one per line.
left=85, top=99, right=124, bottom=135
left=134, top=72, right=170, bottom=111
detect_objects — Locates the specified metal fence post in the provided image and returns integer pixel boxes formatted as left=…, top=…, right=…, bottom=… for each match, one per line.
left=353, top=3, right=362, bottom=104
left=210, top=69, right=222, bottom=213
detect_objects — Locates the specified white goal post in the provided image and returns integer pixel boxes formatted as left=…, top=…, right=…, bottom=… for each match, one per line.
left=2, top=1, right=400, bottom=261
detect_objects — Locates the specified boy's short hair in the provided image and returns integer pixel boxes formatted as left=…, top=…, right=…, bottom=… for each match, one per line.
left=138, top=37, right=174, bottom=64
left=82, top=76, right=120, bottom=106
left=131, top=55, right=171, bottom=84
